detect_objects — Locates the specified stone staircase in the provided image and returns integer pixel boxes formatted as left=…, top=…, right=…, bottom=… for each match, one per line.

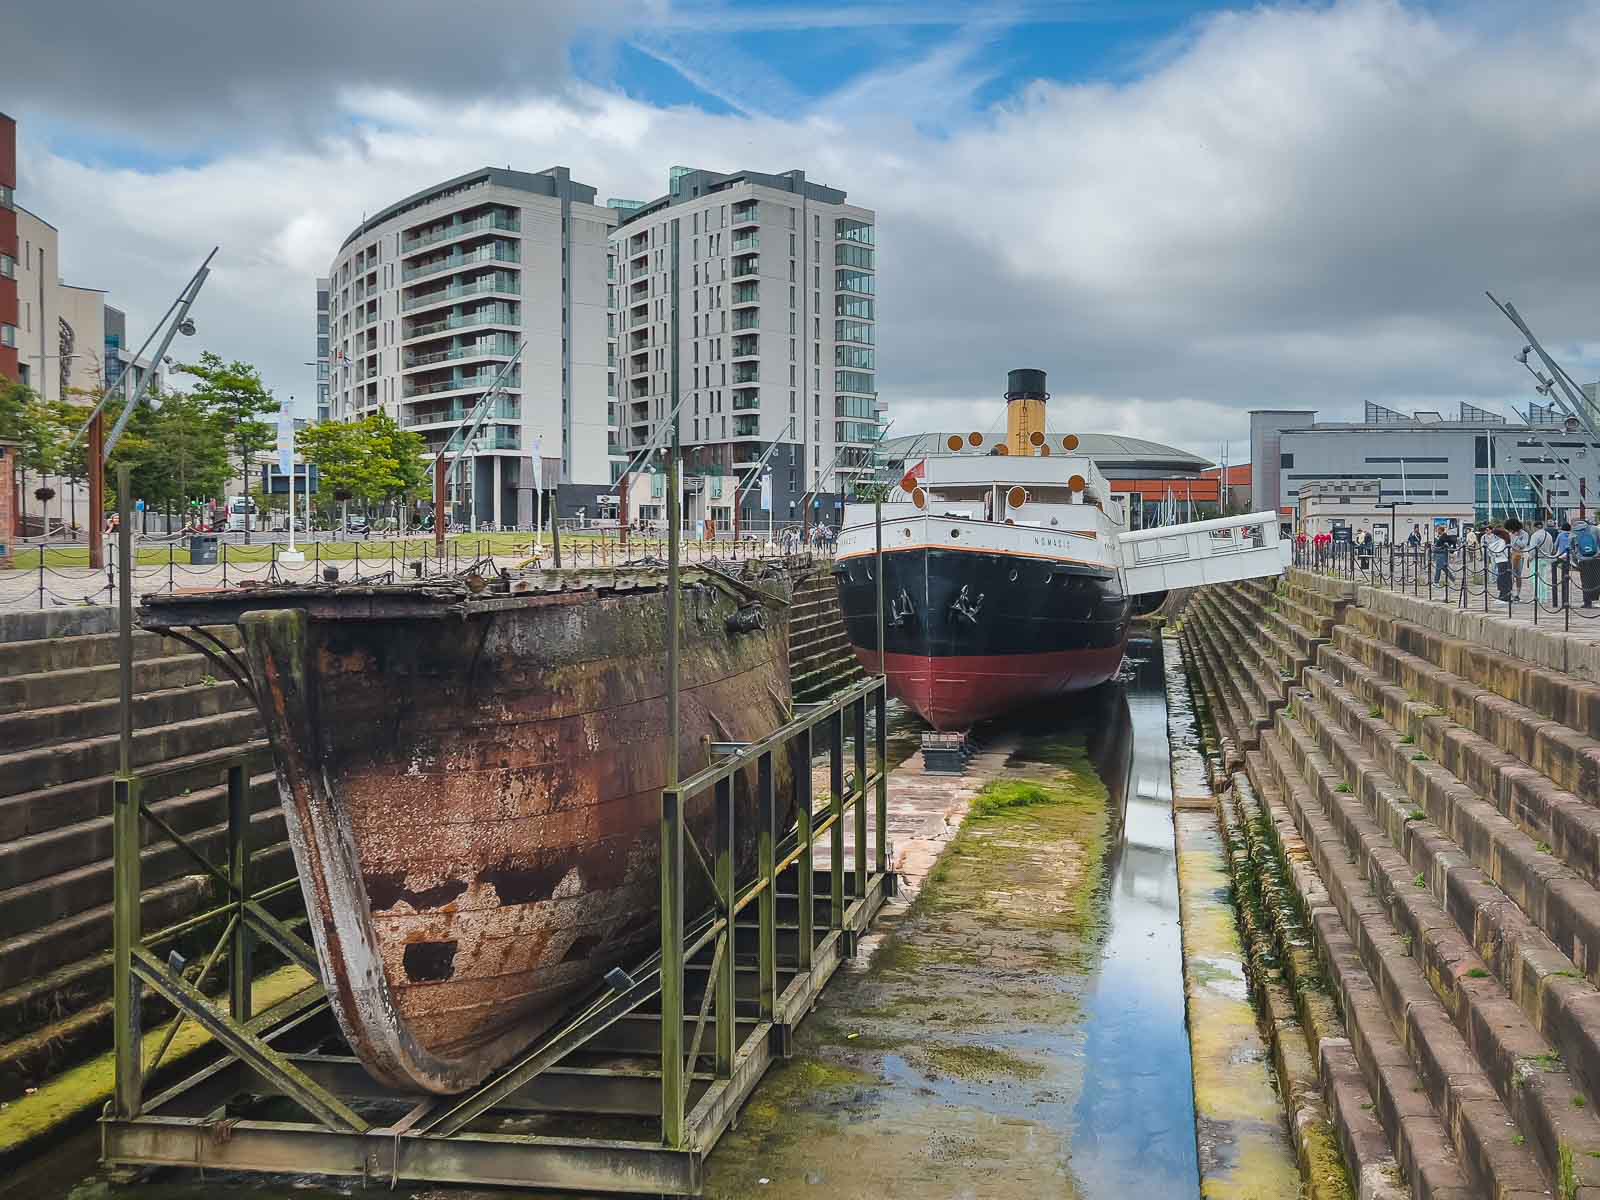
left=1181, top=569, right=1600, bottom=1198
left=0, top=607, right=295, bottom=1097
left=788, top=566, right=865, bottom=702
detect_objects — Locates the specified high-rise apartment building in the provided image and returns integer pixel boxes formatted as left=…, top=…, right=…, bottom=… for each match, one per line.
left=608, top=167, right=877, bottom=529
left=325, top=166, right=616, bottom=527
left=314, top=277, right=330, bottom=422
left=0, top=112, right=17, bottom=384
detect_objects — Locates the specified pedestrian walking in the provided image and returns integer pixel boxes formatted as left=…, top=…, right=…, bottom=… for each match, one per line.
left=1484, top=525, right=1512, bottom=602
left=1432, top=526, right=1455, bottom=586
left=1507, top=518, right=1529, bottom=601
left=1573, top=518, right=1600, bottom=608
left=1530, top=520, right=1557, bottom=605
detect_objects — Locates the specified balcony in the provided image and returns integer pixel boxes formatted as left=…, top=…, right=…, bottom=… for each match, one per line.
left=732, top=416, right=761, bottom=438
left=402, top=398, right=521, bottom=427
left=731, top=388, right=760, bottom=411
left=401, top=211, right=519, bottom=254
left=731, top=335, right=759, bottom=358
left=402, top=241, right=519, bottom=283
left=630, top=309, right=650, bottom=329
left=401, top=272, right=520, bottom=313
left=731, top=309, right=759, bottom=331
left=403, top=334, right=519, bottom=369
left=402, top=368, right=521, bottom=399
left=732, top=201, right=758, bottom=227
left=404, top=302, right=519, bottom=340
left=731, top=283, right=759, bottom=306
left=629, top=329, right=650, bottom=352
left=731, top=364, right=759, bottom=385
left=731, top=255, right=759, bottom=279
left=731, top=233, right=759, bottom=253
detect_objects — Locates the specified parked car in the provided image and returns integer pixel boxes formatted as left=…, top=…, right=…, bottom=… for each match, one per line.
left=344, top=515, right=370, bottom=536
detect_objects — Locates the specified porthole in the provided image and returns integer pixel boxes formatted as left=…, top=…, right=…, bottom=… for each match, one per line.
left=1008, top=569, right=1018, bottom=582
left=950, top=529, right=960, bottom=539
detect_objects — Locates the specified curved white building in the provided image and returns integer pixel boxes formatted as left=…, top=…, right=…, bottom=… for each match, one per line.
left=326, top=166, right=617, bottom=526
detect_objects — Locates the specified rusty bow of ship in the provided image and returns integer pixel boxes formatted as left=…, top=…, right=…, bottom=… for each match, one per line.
left=139, top=566, right=794, bottom=1095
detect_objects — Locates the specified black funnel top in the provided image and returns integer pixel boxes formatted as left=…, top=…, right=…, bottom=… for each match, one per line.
left=1005, top=368, right=1048, bottom=401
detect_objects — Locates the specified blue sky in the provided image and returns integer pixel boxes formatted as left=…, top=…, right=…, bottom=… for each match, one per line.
left=7, top=0, right=1600, bottom=448
left=576, top=2, right=1233, bottom=123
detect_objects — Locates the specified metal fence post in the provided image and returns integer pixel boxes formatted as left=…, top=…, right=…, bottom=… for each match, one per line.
left=757, top=751, right=776, bottom=1023
left=228, top=761, right=253, bottom=1022
left=875, top=684, right=888, bottom=877
left=829, top=710, right=845, bottom=931
left=659, top=784, right=685, bottom=1147
left=853, top=696, right=868, bottom=902
left=37, top=545, right=44, bottom=609
left=112, top=775, right=143, bottom=1118
left=796, top=725, right=815, bottom=971
left=714, top=775, right=735, bottom=1077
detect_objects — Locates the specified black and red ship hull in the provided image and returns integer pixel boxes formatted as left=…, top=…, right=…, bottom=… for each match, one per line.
left=835, top=545, right=1131, bottom=730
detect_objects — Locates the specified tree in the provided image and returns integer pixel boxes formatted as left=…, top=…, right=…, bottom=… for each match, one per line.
left=176, top=352, right=276, bottom=540
left=0, top=376, right=67, bottom=534
left=297, top=412, right=427, bottom=529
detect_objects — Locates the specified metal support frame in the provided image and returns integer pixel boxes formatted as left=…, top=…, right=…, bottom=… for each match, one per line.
left=103, top=666, right=892, bottom=1197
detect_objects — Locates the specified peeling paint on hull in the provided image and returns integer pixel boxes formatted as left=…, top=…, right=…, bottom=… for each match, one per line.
left=140, top=572, right=792, bottom=1095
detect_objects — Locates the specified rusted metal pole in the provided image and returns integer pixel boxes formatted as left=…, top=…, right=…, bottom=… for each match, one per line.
left=118, top=466, right=133, bottom=776
left=433, top=457, right=446, bottom=562
left=88, top=411, right=105, bottom=570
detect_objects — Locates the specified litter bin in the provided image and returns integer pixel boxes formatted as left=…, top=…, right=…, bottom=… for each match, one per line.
left=189, top=534, right=219, bottom=565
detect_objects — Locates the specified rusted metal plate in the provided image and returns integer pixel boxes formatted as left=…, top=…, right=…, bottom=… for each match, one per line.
left=139, top=570, right=793, bottom=1095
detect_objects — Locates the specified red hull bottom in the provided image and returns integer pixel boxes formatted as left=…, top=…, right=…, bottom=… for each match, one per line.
left=858, top=645, right=1128, bottom=730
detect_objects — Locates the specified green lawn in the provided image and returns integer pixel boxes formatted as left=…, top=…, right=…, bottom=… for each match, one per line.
left=9, top=532, right=566, bottom=569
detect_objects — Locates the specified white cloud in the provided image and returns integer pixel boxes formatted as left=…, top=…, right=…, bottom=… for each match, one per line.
left=15, top=0, right=1600, bottom=459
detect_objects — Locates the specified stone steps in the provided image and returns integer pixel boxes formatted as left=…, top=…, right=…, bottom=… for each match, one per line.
left=0, top=772, right=280, bottom=933
left=0, top=838, right=296, bottom=995
left=0, top=650, right=219, bottom=716
left=1275, top=689, right=1600, bottom=1194
left=0, top=709, right=260, bottom=798
left=0, top=628, right=197, bottom=678
left=1260, top=713, right=1559, bottom=1197
left=0, top=679, right=249, bottom=752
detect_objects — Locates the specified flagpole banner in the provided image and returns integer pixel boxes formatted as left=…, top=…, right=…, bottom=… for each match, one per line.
left=531, top=435, right=543, bottom=490
left=277, top=402, right=294, bottom=476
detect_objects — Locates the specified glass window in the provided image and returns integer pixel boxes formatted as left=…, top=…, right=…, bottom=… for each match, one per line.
left=0, top=184, right=13, bottom=209
left=835, top=270, right=874, bottom=295
left=835, top=294, right=873, bottom=319
left=835, top=243, right=874, bottom=269
left=835, top=395, right=875, bottom=418
left=835, top=370, right=875, bottom=394
left=835, top=345, right=874, bottom=369
left=835, top=219, right=874, bottom=245
left=1280, top=452, right=1294, bottom=469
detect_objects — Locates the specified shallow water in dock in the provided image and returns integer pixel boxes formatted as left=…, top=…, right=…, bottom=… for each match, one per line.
left=8, top=643, right=1199, bottom=1200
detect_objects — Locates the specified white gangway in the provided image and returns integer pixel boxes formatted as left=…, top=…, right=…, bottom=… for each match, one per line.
left=1119, top=511, right=1289, bottom=596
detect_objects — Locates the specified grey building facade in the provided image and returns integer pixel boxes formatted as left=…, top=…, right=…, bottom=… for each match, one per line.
left=1252, top=402, right=1600, bottom=525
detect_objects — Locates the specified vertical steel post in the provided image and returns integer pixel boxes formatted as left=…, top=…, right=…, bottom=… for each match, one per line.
left=796, top=725, right=815, bottom=971
left=88, top=411, right=105, bottom=570
left=757, top=751, right=777, bottom=1021
left=875, top=683, right=888, bottom=876
left=118, top=467, right=134, bottom=776
left=227, top=761, right=253, bottom=1022
left=660, top=213, right=686, bottom=1147
left=829, top=710, right=845, bottom=930
left=714, top=776, right=735, bottom=1076
left=853, top=696, right=867, bottom=901
left=659, top=786, right=685, bottom=1146
left=434, top=457, right=447, bottom=559
left=112, top=773, right=143, bottom=1117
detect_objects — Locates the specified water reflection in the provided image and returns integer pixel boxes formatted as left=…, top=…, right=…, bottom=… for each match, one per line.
left=1068, top=639, right=1198, bottom=1197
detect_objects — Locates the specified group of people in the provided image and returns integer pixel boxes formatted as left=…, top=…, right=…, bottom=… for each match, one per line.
left=1302, top=517, right=1600, bottom=608
left=778, top=524, right=838, bottom=554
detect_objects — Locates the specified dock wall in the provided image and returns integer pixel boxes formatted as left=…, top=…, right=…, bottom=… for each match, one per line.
left=1179, top=566, right=1600, bottom=1198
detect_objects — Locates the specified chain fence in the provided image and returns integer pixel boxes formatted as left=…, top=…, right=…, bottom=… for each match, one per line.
left=1292, top=539, right=1600, bottom=633
left=1, top=532, right=829, bottom=611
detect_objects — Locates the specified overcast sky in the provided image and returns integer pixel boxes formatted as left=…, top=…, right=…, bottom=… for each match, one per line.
left=6, top=0, right=1600, bottom=462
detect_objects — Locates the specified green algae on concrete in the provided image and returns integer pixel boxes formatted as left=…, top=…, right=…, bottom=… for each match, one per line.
left=701, top=730, right=1112, bottom=1199
left=0, top=965, right=316, bottom=1167
left=1175, top=812, right=1303, bottom=1199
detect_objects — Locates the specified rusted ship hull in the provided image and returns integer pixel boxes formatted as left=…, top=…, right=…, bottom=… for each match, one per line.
left=141, top=571, right=791, bottom=1094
